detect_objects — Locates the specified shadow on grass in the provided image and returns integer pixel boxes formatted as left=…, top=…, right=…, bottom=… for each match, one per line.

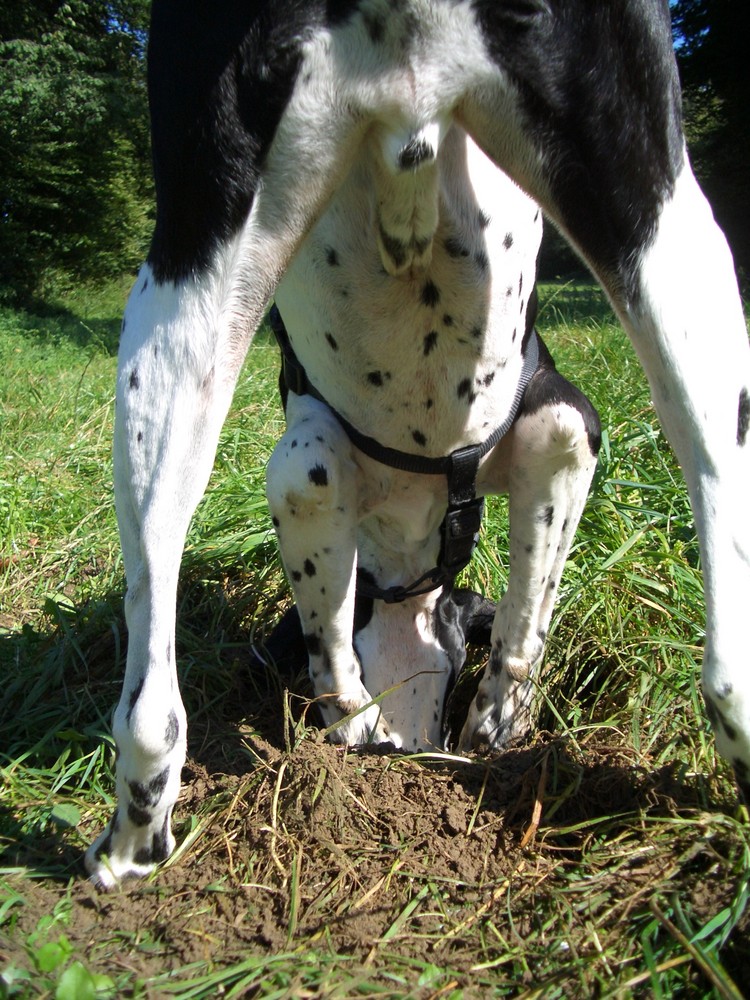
left=0, top=549, right=740, bottom=891
left=1, top=298, right=122, bottom=356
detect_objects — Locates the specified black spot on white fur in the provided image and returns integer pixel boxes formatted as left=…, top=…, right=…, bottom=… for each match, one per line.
left=308, top=464, right=329, bottom=486
left=164, top=711, right=179, bottom=752
left=421, top=281, right=440, bottom=307
left=126, top=678, right=144, bottom=725
left=129, top=767, right=170, bottom=809
left=738, top=388, right=750, bottom=446
left=398, top=137, right=434, bottom=170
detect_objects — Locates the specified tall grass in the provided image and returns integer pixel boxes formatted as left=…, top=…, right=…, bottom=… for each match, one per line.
left=1, top=281, right=749, bottom=998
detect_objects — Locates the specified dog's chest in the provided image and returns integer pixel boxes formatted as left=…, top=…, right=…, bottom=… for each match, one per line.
left=274, top=129, right=542, bottom=458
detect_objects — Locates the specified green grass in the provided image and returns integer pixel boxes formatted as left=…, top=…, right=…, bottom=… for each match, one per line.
left=1, top=280, right=749, bottom=998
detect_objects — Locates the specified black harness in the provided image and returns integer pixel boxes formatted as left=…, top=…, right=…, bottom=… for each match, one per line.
left=270, top=305, right=540, bottom=603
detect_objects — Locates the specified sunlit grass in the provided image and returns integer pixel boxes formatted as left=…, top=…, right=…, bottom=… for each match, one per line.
left=1, top=281, right=748, bottom=998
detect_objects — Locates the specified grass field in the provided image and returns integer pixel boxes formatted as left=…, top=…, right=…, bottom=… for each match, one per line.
left=1, top=280, right=749, bottom=998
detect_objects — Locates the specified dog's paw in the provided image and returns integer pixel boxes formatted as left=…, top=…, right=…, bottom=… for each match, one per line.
left=458, top=671, right=535, bottom=752
left=319, top=686, right=398, bottom=747
left=83, top=809, right=175, bottom=889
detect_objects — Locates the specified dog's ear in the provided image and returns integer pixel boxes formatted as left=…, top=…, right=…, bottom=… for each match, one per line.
left=451, top=588, right=496, bottom=647
left=435, top=586, right=496, bottom=680
left=260, top=604, right=306, bottom=677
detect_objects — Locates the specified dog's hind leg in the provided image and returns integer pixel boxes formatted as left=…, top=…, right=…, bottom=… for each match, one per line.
left=83, top=14, right=367, bottom=882
left=623, top=167, right=750, bottom=796
left=459, top=340, right=601, bottom=750
left=464, top=1, right=750, bottom=790
left=266, top=393, right=392, bottom=745
left=83, top=265, right=251, bottom=886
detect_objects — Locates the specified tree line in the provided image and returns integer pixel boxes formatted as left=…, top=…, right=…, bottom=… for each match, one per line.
left=1, top=0, right=747, bottom=303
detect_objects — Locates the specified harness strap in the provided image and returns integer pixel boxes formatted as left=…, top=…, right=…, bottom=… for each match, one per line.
left=270, top=305, right=540, bottom=602
left=271, top=306, right=539, bottom=476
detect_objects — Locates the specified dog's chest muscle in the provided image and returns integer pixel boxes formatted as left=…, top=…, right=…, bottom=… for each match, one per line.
left=275, top=130, right=542, bottom=457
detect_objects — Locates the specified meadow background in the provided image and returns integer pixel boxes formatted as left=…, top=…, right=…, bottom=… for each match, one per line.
left=1, top=280, right=749, bottom=998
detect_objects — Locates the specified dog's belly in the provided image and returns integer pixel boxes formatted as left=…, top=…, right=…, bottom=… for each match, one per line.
left=274, top=125, right=543, bottom=460
left=273, top=124, right=544, bottom=748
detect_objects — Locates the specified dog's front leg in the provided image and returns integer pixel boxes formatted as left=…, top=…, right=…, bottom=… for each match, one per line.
left=460, top=353, right=600, bottom=750
left=267, top=394, right=392, bottom=745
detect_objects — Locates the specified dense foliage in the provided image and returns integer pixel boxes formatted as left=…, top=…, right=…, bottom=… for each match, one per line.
left=672, top=0, right=750, bottom=284
left=0, top=0, right=152, bottom=299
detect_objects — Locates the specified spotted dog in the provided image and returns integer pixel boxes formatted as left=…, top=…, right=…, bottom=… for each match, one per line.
left=85, top=0, right=750, bottom=887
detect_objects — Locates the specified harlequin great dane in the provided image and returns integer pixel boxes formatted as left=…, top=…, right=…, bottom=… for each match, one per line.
left=85, top=0, right=750, bottom=887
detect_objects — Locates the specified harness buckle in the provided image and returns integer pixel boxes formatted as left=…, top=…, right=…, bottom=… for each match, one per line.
left=440, top=496, right=485, bottom=578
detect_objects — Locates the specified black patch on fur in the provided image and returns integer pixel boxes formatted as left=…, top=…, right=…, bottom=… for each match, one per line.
left=325, top=332, right=339, bottom=351
left=304, top=558, right=317, bottom=576
left=540, top=505, right=554, bottom=526
left=164, top=710, right=179, bottom=752
left=292, top=569, right=302, bottom=582
left=308, top=463, right=329, bottom=486
left=151, top=812, right=173, bottom=863
left=128, top=801, right=153, bottom=827
left=126, top=678, right=145, bottom=725
left=412, top=430, right=427, bottom=447
left=147, top=1, right=309, bottom=281
left=457, top=378, right=476, bottom=403
left=129, top=766, right=170, bottom=810
left=326, top=246, right=339, bottom=266
left=738, top=388, right=750, bottom=446
left=503, top=232, right=514, bottom=250
left=304, top=632, right=322, bottom=656
left=367, top=371, right=384, bottom=387
left=421, top=281, right=440, bottom=307
left=423, top=331, right=438, bottom=355
left=473, top=0, right=683, bottom=295
left=133, top=845, right=154, bottom=865
left=444, top=236, right=469, bottom=259
left=489, top=638, right=504, bottom=676
left=137, top=431, right=144, bottom=443
left=129, top=369, right=140, bottom=390
left=518, top=334, right=602, bottom=455
left=398, top=137, right=434, bottom=170
left=378, top=225, right=407, bottom=268
left=362, top=8, right=385, bottom=43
